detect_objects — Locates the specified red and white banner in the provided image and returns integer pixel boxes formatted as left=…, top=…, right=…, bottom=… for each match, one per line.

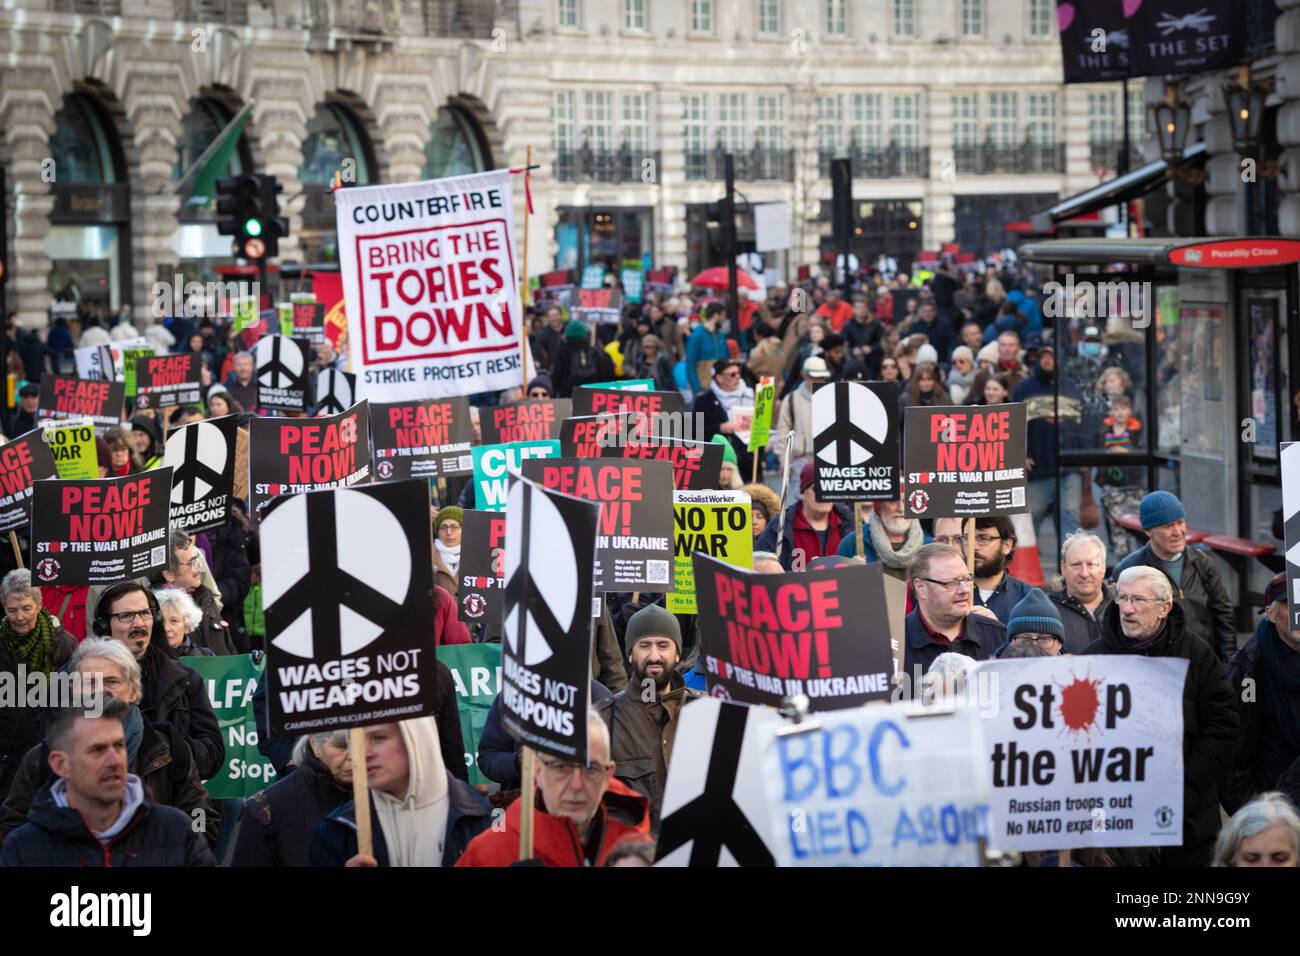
left=335, top=170, right=528, bottom=403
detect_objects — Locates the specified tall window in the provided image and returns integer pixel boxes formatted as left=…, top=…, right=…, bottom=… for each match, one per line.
left=553, top=91, right=577, bottom=153
left=622, top=93, right=650, bottom=151
left=1127, top=83, right=1146, bottom=144
left=758, top=0, right=780, bottom=36
left=961, top=0, right=984, bottom=37
left=585, top=92, right=614, bottom=150
left=554, top=90, right=654, bottom=153
left=754, top=94, right=786, bottom=148
left=1026, top=92, right=1057, bottom=145
left=825, top=0, right=847, bottom=35
left=1086, top=91, right=1116, bottom=145
left=717, top=93, right=747, bottom=151
left=624, top=0, right=645, bottom=30
left=986, top=92, right=1018, bottom=145
left=691, top=0, right=713, bottom=33
left=683, top=93, right=710, bottom=154
left=816, top=95, right=845, bottom=155
left=850, top=94, right=882, bottom=149
left=893, top=0, right=915, bottom=37
left=891, top=94, right=921, bottom=147
left=558, top=0, right=577, bottom=28
left=952, top=93, right=980, bottom=147
left=1028, top=0, right=1053, bottom=37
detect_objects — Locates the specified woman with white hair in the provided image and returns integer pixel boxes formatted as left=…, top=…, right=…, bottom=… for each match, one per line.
left=155, top=588, right=210, bottom=658
left=0, top=637, right=220, bottom=849
left=1212, top=793, right=1300, bottom=867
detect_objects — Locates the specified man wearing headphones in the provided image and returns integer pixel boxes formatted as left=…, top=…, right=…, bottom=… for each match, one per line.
left=95, top=583, right=225, bottom=781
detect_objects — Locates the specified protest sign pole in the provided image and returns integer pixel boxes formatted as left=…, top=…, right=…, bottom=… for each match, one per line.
left=776, top=431, right=794, bottom=541
left=8, top=532, right=22, bottom=568
left=348, top=727, right=373, bottom=857
left=518, top=746, right=536, bottom=860
left=1059, top=848, right=1071, bottom=868
left=520, top=144, right=533, bottom=393
left=965, top=517, right=975, bottom=573
left=854, top=503, right=865, bottom=561
left=751, top=450, right=759, bottom=485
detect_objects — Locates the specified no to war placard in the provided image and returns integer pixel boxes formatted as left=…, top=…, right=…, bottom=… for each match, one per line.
left=668, top=491, right=752, bottom=614
left=42, top=419, right=99, bottom=480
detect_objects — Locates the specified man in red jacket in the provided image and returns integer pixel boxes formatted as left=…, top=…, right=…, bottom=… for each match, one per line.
left=456, top=712, right=651, bottom=866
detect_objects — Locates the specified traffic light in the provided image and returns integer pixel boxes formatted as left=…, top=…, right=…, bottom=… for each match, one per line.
left=215, top=174, right=289, bottom=259
left=216, top=175, right=258, bottom=238
left=256, top=174, right=289, bottom=259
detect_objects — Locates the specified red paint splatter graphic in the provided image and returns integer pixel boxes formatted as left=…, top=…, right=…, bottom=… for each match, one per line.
left=1056, top=672, right=1103, bottom=741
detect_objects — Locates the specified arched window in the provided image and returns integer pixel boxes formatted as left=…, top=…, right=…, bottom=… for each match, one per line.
left=422, top=104, right=491, bottom=180
left=174, top=98, right=249, bottom=183
left=300, top=102, right=374, bottom=186
left=50, top=93, right=121, bottom=184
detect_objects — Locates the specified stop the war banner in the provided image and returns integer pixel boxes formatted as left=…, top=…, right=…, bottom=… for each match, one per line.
left=262, top=479, right=439, bottom=735
left=560, top=413, right=721, bottom=491
left=369, top=397, right=474, bottom=481
left=813, top=381, right=899, bottom=502
left=30, top=469, right=172, bottom=585
left=185, top=653, right=278, bottom=798
left=571, top=386, right=686, bottom=421
left=523, top=458, right=674, bottom=593
left=165, top=415, right=238, bottom=534
left=134, top=352, right=203, bottom=410
left=43, top=420, right=99, bottom=480
left=500, top=476, right=602, bottom=762
left=37, top=374, right=125, bottom=430
left=436, top=643, right=502, bottom=786
left=458, top=509, right=506, bottom=636
left=762, top=703, right=991, bottom=866
left=335, top=169, right=527, bottom=403
left=693, top=555, right=894, bottom=710
left=0, top=431, right=58, bottom=534
left=668, top=491, right=752, bottom=614
left=249, top=402, right=372, bottom=522
left=903, top=404, right=1028, bottom=518
left=255, top=335, right=311, bottom=412
left=975, top=656, right=1188, bottom=852
left=479, top=399, right=571, bottom=445
left=471, top=440, right=560, bottom=512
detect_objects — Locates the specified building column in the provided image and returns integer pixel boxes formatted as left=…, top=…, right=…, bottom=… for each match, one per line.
left=245, top=63, right=311, bottom=265
left=1, top=65, right=58, bottom=330
left=491, top=64, right=554, bottom=282
left=656, top=86, right=688, bottom=273
left=925, top=90, right=955, bottom=250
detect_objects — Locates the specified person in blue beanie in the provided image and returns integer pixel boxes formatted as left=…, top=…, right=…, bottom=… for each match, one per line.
left=997, top=588, right=1066, bottom=657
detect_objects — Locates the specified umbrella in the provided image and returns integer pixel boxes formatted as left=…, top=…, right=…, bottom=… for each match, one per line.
left=689, top=266, right=759, bottom=290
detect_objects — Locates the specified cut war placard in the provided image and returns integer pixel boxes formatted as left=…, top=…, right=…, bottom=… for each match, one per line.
left=185, top=653, right=278, bottom=798
left=255, top=335, right=311, bottom=413
left=0, top=431, right=58, bottom=534
left=37, top=375, right=125, bottom=431
left=479, top=399, right=571, bottom=445
left=458, top=509, right=506, bottom=636
left=974, top=656, right=1188, bottom=852
left=813, top=381, right=899, bottom=502
left=471, top=440, right=560, bottom=512
left=165, top=415, right=238, bottom=534
left=437, top=643, right=502, bottom=786
left=30, top=469, right=173, bottom=585
left=41, top=419, right=98, bottom=480
left=249, top=402, right=372, bottom=522
left=904, top=404, right=1029, bottom=518
left=369, top=397, right=474, bottom=481
left=668, top=491, right=752, bottom=614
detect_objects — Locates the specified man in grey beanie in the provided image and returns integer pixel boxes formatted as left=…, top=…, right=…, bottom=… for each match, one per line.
left=595, top=603, right=702, bottom=832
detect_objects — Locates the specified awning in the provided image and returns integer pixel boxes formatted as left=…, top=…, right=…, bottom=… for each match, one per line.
left=1029, top=143, right=1207, bottom=233
left=1018, top=237, right=1300, bottom=270
left=1006, top=210, right=1103, bottom=236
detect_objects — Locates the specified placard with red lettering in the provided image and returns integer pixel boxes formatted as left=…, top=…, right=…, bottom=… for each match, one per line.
left=134, top=353, right=203, bottom=410
left=369, top=397, right=474, bottom=481
left=292, top=301, right=326, bottom=344
left=30, top=470, right=173, bottom=585
left=521, top=458, right=673, bottom=592
left=903, top=404, right=1028, bottom=518
left=570, top=386, right=685, bottom=421
left=693, top=555, right=894, bottom=710
left=37, top=374, right=125, bottom=430
left=249, top=402, right=373, bottom=522
left=560, top=412, right=721, bottom=491
left=0, top=430, right=59, bottom=534
left=334, top=170, right=527, bottom=403
left=479, top=399, right=571, bottom=445
left=457, top=509, right=506, bottom=637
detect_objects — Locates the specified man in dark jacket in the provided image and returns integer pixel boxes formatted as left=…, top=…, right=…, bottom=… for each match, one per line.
left=1013, top=347, right=1083, bottom=545
left=550, top=319, right=615, bottom=397
left=0, top=699, right=215, bottom=866
left=1050, top=530, right=1113, bottom=654
left=1082, top=565, right=1238, bottom=867
left=595, top=604, right=702, bottom=832
left=1113, top=491, right=1237, bottom=661
left=157, top=530, right=236, bottom=655
left=968, top=515, right=1032, bottom=624
left=756, top=462, right=853, bottom=570
left=903, top=543, right=1006, bottom=681
left=204, top=510, right=253, bottom=653
left=899, top=299, right=955, bottom=360
left=6, top=383, right=39, bottom=438
left=478, top=679, right=612, bottom=790
left=842, top=296, right=883, bottom=380
left=531, top=305, right=569, bottom=372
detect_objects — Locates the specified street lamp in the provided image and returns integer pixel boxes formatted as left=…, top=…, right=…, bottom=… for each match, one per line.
left=1223, top=65, right=1266, bottom=157
left=1151, top=82, right=1203, bottom=185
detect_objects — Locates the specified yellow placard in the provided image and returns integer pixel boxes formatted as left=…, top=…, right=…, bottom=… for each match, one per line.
left=667, top=490, right=752, bottom=614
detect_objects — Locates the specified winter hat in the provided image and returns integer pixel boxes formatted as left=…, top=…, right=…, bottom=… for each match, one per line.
left=434, top=505, right=464, bottom=533
left=526, top=373, right=553, bottom=397
left=976, top=342, right=1000, bottom=365
left=802, top=356, right=831, bottom=379
left=951, top=345, right=974, bottom=366
left=915, top=343, right=939, bottom=366
left=1138, top=490, right=1185, bottom=531
left=18, top=382, right=38, bottom=398
left=624, top=602, right=682, bottom=655
left=712, top=434, right=738, bottom=466
left=799, top=460, right=817, bottom=494
left=744, top=482, right=781, bottom=521
left=128, top=414, right=162, bottom=450
left=1006, top=588, right=1065, bottom=641
left=564, top=319, right=589, bottom=343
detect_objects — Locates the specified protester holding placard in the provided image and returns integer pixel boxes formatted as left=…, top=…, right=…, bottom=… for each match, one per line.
left=156, top=531, right=237, bottom=656
left=432, top=506, right=463, bottom=596
left=127, top=414, right=163, bottom=470
left=7, top=383, right=37, bottom=438
left=223, top=352, right=259, bottom=413
left=903, top=543, right=1005, bottom=678
left=966, top=516, right=1032, bottom=624
left=757, top=463, right=853, bottom=570
left=693, top=359, right=759, bottom=482
left=551, top=320, right=615, bottom=397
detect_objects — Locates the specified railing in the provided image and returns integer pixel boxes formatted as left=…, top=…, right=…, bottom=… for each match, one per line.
left=425, top=0, right=500, bottom=38
left=554, top=146, right=662, bottom=183
left=684, top=145, right=795, bottom=181
left=1088, top=139, right=1148, bottom=172
left=953, top=141, right=1065, bottom=174
left=817, top=145, right=929, bottom=178
left=181, top=0, right=249, bottom=24
left=51, top=0, right=121, bottom=13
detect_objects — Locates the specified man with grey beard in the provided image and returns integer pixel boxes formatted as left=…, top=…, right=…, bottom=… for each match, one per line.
left=836, top=496, right=931, bottom=582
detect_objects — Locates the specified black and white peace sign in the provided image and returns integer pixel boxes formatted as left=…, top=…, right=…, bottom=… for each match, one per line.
left=502, top=480, right=578, bottom=667
left=256, top=335, right=304, bottom=389
left=316, top=369, right=355, bottom=416
left=262, top=488, right=412, bottom=659
left=813, top=381, right=891, bottom=466
left=165, top=420, right=229, bottom=504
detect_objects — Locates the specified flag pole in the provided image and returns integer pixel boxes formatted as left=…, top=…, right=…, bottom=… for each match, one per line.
left=520, top=145, right=533, bottom=394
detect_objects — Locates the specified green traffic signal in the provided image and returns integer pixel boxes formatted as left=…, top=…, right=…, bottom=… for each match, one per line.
left=244, top=218, right=263, bottom=237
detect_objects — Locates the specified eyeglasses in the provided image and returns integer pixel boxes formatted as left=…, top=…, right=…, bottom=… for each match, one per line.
left=1014, top=634, right=1061, bottom=646
left=111, top=609, right=152, bottom=625
left=438, top=523, right=461, bottom=533
left=973, top=534, right=1002, bottom=546
left=920, top=575, right=974, bottom=592
left=537, top=756, right=611, bottom=783
left=933, top=535, right=963, bottom=547
left=179, top=555, right=202, bottom=571
left=1115, top=594, right=1159, bottom=608
left=718, top=370, right=741, bottom=379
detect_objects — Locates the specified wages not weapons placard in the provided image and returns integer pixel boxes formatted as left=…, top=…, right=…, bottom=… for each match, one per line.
left=249, top=402, right=372, bottom=521
left=315, top=368, right=357, bottom=416
left=369, top=397, right=474, bottom=481
left=813, top=381, right=900, bottom=502
left=165, top=415, right=238, bottom=534
left=37, top=374, right=125, bottom=430
left=975, top=656, right=1188, bottom=852
left=134, top=353, right=202, bottom=410
left=42, top=420, right=99, bottom=479
left=471, top=440, right=560, bottom=512
left=0, top=430, right=59, bottom=534
left=479, top=399, right=571, bottom=445
left=335, top=170, right=527, bottom=403
left=903, top=404, right=1028, bottom=518
left=255, top=335, right=311, bottom=413
left=30, top=470, right=173, bottom=585
left=437, top=643, right=502, bottom=787
left=693, top=555, right=895, bottom=710
left=185, top=653, right=278, bottom=799
left=262, top=480, right=439, bottom=735
left=457, top=509, right=506, bottom=636
left=523, top=458, right=674, bottom=593
left=1282, top=442, right=1300, bottom=630
left=668, top=491, right=752, bottom=614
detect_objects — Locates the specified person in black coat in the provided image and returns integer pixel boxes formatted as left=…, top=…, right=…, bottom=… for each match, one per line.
left=902, top=543, right=1006, bottom=680
left=6, top=383, right=39, bottom=439
left=842, top=298, right=883, bottom=380
left=204, top=507, right=253, bottom=654
left=691, top=358, right=759, bottom=482
left=550, top=320, right=616, bottom=397
left=477, top=679, right=612, bottom=789
left=1082, top=566, right=1238, bottom=867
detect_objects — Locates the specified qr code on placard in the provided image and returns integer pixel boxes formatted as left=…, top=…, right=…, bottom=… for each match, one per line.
left=150, top=545, right=166, bottom=566
left=646, top=560, right=669, bottom=584
left=457, top=455, right=473, bottom=471
left=1011, top=486, right=1026, bottom=508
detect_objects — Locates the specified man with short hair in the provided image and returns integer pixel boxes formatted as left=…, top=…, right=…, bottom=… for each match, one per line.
left=532, top=305, right=569, bottom=372
left=967, top=516, right=1031, bottom=624
left=843, top=297, right=882, bottom=380
left=1002, top=588, right=1066, bottom=656
left=157, top=530, right=236, bottom=656
left=757, top=462, right=853, bottom=570
left=1083, top=565, right=1237, bottom=867
left=0, top=698, right=215, bottom=866
left=6, top=383, right=39, bottom=438
left=456, top=712, right=652, bottom=867
left=904, top=543, right=1005, bottom=677
left=686, top=302, right=730, bottom=394
left=596, top=604, right=701, bottom=831
left=1050, top=530, right=1113, bottom=654
left=771, top=357, right=828, bottom=507
left=224, top=351, right=258, bottom=411
left=170, top=405, right=204, bottom=427
left=900, top=299, right=954, bottom=359
left=1113, top=490, right=1236, bottom=661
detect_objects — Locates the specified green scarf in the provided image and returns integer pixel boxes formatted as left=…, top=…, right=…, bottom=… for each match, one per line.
left=0, top=608, right=56, bottom=674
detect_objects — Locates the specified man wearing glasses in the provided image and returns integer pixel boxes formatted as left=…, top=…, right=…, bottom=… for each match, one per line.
left=1000, top=589, right=1067, bottom=657
left=457, top=712, right=652, bottom=867
left=157, top=530, right=236, bottom=656
left=965, top=516, right=1031, bottom=625
left=1083, top=565, right=1237, bottom=867
left=1049, top=530, right=1113, bottom=654
left=903, top=543, right=1005, bottom=679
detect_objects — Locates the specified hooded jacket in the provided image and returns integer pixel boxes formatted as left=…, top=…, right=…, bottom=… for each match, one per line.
left=455, top=776, right=652, bottom=867
left=231, top=745, right=352, bottom=867
left=756, top=501, right=855, bottom=571
left=1113, top=542, right=1237, bottom=662
left=1082, top=602, right=1238, bottom=866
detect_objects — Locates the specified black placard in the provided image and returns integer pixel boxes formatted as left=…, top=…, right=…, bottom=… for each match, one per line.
left=255, top=335, right=311, bottom=412
left=902, top=404, right=1029, bottom=518
left=164, top=415, right=238, bottom=534
left=0, top=430, right=59, bottom=534
left=369, top=397, right=474, bottom=481
left=249, top=402, right=372, bottom=522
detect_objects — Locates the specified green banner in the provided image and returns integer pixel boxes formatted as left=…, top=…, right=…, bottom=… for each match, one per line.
left=233, top=296, right=259, bottom=332
left=121, top=348, right=153, bottom=400
left=750, top=377, right=775, bottom=451
left=183, top=653, right=279, bottom=799
left=436, top=644, right=502, bottom=786
left=42, top=419, right=99, bottom=479
left=471, top=440, right=560, bottom=512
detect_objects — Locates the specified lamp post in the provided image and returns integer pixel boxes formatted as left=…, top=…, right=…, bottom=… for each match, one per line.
left=1151, top=82, right=1203, bottom=186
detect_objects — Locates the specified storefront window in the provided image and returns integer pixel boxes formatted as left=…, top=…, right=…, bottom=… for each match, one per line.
left=1245, top=292, right=1282, bottom=462
left=1178, top=302, right=1227, bottom=459
left=50, top=94, right=117, bottom=184
left=1153, top=285, right=1181, bottom=456
left=423, top=105, right=490, bottom=180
